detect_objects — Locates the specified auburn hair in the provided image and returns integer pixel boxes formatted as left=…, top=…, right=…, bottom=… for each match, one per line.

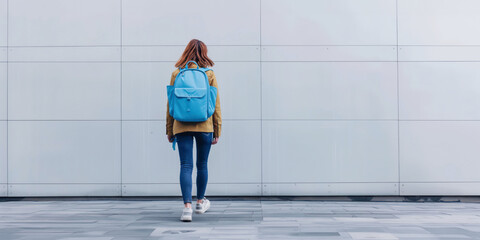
left=175, top=39, right=214, bottom=69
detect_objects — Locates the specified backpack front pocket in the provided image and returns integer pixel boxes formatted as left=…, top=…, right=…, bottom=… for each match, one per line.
left=173, top=88, right=208, bottom=122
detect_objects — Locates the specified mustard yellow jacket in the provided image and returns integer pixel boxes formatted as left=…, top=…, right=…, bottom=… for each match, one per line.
left=166, top=64, right=222, bottom=138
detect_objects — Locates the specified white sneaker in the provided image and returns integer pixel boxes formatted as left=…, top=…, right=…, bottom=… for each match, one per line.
left=180, top=207, right=192, bottom=222
left=195, top=197, right=210, bottom=214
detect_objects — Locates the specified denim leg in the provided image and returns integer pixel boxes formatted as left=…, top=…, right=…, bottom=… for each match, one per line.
left=195, top=132, right=213, bottom=200
left=176, top=132, right=194, bottom=204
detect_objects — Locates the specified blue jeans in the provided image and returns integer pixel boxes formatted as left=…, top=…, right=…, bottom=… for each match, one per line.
left=175, top=131, right=213, bottom=204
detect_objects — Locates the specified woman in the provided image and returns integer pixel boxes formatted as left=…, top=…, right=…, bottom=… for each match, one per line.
left=166, top=39, right=222, bottom=222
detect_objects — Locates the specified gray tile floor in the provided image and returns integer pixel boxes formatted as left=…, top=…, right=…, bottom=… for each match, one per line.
left=1, top=197, right=480, bottom=240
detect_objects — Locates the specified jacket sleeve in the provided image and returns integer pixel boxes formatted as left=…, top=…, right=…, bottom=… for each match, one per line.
left=166, top=72, right=176, bottom=136
left=209, top=71, right=222, bottom=138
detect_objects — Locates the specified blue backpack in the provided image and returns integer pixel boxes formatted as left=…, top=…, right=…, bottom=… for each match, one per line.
left=167, top=60, right=217, bottom=123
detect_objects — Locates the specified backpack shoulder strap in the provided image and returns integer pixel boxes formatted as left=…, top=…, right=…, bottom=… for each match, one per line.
left=173, top=68, right=184, bottom=87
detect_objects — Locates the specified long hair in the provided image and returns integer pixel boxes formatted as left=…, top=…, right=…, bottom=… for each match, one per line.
left=175, top=39, right=214, bottom=69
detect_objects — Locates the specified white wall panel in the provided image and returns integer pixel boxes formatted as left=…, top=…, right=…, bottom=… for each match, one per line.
left=0, top=0, right=6, bottom=46
left=9, top=0, right=120, bottom=46
left=8, top=121, right=121, bottom=184
left=122, top=63, right=172, bottom=120
left=123, top=62, right=260, bottom=120
left=399, top=62, right=480, bottom=120
left=399, top=46, right=480, bottom=62
left=0, top=47, right=6, bottom=62
left=122, top=183, right=260, bottom=197
left=2, top=0, right=479, bottom=197
left=0, top=184, right=6, bottom=196
left=209, top=120, right=261, bottom=183
left=263, top=183, right=398, bottom=196
left=122, top=0, right=260, bottom=45
left=262, top=120, right=398, bottom=183
left=0, top=63, right=6, bottom=120
left=262, top=46, right=397, bottom=62
left=9, top=47, right=121, bottom=62
left=398, top=0, right=480, bottom=45
left=261, top=0, right=396, bottom=45
left=400, top=121, right=480, bottom=182
left=8, top=63, right=121, bottom=120
left=401, top=183, right=480, bottom=196
left=122, top=120, right=261, bottom=184
left=122, top=183, right=182, bottom=196
left=262, top=62, right=397, bottom=119
left=0, top=121, right=6, bottom=183
left=8, top=184, right=121, bottom=197
left=214, top=63, right=261, bottom=119
left=122, top=120, right=179, bottom=184
left=123, top=46, right=260, bottom=62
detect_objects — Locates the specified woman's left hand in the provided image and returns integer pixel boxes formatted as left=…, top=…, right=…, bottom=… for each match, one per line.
left=211, top=137, right=219, bottom=145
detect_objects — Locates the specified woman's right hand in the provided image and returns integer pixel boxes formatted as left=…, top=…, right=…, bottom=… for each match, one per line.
left=167, top=135, right=174, bottom=143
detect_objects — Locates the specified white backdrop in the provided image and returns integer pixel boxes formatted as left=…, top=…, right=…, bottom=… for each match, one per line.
left=1, top=0, right=480, bottom=197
